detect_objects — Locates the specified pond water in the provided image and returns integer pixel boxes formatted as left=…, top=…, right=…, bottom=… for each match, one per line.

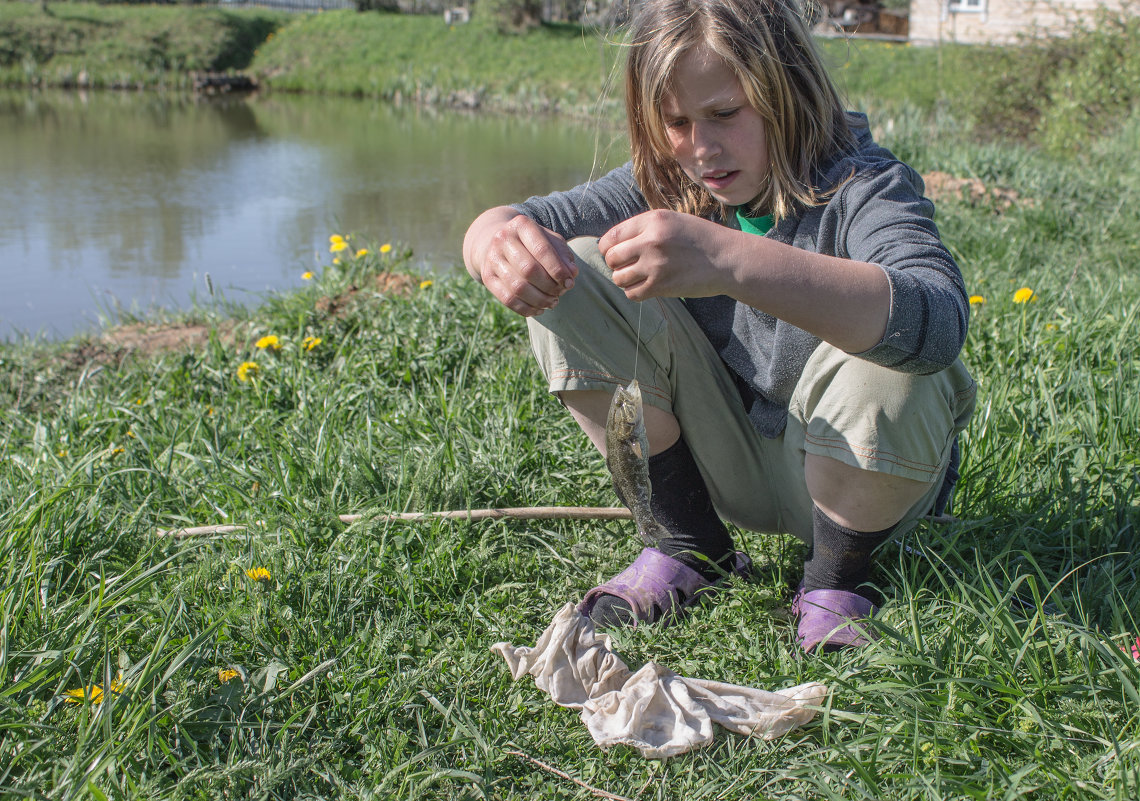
left=0, top=90, right=628, bottom=342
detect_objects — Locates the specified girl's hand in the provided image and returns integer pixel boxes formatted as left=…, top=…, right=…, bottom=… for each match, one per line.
left=463, top=207, right=578, bottom=317
left=598, top=210, right=735, bottom=300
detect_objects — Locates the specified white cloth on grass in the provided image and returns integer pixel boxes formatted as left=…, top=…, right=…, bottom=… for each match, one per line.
left=491, top=602, right=828, bottom=758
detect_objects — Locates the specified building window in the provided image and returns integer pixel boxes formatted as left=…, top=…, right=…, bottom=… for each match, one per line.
left=948, top=0, right=986, bottom=12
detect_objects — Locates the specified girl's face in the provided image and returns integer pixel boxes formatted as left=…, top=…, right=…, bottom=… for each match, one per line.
left=660, top=46, right=770, bottom=209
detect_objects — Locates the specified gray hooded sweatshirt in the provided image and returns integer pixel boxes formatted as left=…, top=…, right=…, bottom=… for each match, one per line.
left=512, top=113, right=969, bottom=438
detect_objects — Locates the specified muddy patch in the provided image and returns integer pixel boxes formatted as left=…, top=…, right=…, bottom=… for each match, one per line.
left=102, top=321, right=235, bottom=356
left=68, top=271, right=420, bottom=362
left=53, top=320, right=242, bottom=372
left=314, top=272, right=420, bottom=320
left=923, top=171, right=1031, bottom=213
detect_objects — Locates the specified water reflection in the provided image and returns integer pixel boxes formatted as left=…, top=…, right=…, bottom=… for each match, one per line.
left=0, top=90, right=628, bottom=341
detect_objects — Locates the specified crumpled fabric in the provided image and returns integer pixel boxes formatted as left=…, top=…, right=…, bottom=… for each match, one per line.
left=491, top=603, right=829, bottom=758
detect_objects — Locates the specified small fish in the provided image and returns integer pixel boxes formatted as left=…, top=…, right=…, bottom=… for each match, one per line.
left=605, top=379, right=668, bottom=546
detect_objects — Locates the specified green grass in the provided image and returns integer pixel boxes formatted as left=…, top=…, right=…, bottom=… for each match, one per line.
left=3, top=109, right=1140, bottom=797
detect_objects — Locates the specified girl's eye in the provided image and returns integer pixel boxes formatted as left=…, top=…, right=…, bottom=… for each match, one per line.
left=713, top=108, right=740, bottom=120
left=665, top=118, right=688, bottom=130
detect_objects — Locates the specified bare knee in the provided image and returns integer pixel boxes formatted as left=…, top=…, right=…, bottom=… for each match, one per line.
left=805, top=453, right=931, bottom=531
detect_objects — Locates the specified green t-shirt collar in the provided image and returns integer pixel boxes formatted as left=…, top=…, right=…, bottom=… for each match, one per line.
left=735, top=207, right=774, bottom=236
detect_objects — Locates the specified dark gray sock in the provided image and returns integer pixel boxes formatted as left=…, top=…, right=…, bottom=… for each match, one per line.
left=649, top=438, right=734, bottom=578
left=802, top=504, right=896, bottom=606
left=590, top=437, right=733, bottom=626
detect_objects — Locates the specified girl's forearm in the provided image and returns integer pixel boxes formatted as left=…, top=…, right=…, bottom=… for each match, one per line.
left=719, top=233, right=892, bottom=354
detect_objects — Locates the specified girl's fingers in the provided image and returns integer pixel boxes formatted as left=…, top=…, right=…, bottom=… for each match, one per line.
left=514, top=219, right=578, bottom=289
left=600, top=225, right=643, bottom=273
left=484, top=258, right=559, bottom=316
left=500, top=216, right=576, bottom=291
left=502, top=236, right=567, bottom=298
left=487, top=274, right=554, bottom=316
left=599, top=217, right=638, bottom=256
left=480, top=217, right=581, bottom=316
left=613, top=269, right=650, bottom=301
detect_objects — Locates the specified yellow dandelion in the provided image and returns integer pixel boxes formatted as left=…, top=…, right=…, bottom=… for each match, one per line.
left=255, top=335, right=281, bottom=351
left=355, top=248, right=369, bottom=258
left=333, top=257, right=342, bottom=265
left=134, top=398, right=144, bottom=405
left=969, top=295, right=985, bottom=306
left=380, top=243, right=393, bottom=254
left=419, top=279, right=433, bottom=290
left=218, top=668, right=241, bottom=684
left=110, top=447, right=124, bottom=456
left=126, top=431, right=136, bottom=439
left=57, top=449, right=68, bottom=458
left=329, top=234, right=346, bottom=246
left=302, top=336, right=322, bottom=351
left=63, top=677, right=125, bottom=705
left=330, top=241, right=349, bottom=254
left=302, top=271, right=314, bottom=281
left=245, top=567, right=272, bottom=582
left=206, top=406, right=215, bottom=416
left=237, top=361, right=260, bottom=382
left=1013, top=287, right=1038, bottom=304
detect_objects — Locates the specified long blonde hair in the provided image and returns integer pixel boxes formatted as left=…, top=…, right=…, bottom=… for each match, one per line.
left=625, top=0, right=852, bottom=223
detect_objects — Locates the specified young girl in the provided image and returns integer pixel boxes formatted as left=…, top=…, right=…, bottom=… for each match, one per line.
left=463, top=0, right=975, bottom=652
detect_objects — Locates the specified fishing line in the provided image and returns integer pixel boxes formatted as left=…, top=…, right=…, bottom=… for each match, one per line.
left=632, top=301, right=644, bottom=382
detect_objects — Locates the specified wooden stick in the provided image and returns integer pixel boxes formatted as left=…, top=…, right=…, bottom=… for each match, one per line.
left=504, top=750, right=635, bottom=801
left=156, top=506, right=633, bottom=538
left=357, top=506, right=633, bottom=523
left=158, top=508, right=958, bottom=538
left=156, top=524, right=251, bottom=537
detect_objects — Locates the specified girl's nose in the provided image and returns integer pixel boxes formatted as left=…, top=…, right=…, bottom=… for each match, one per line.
left=690, top=122, right=721, bottom=160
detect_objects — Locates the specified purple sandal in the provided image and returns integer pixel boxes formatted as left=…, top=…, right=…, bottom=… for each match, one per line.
left=791, top=583, right=878, bottom=653
left=579, top=547, right=753, bottom=626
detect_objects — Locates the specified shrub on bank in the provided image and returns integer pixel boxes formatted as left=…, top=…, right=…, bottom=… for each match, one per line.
left=959, top=5, right=1140, bottom=152
left=0, top=3, right=287, bottom=88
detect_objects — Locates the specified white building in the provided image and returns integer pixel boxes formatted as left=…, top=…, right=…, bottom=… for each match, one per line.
left=908, top=0, right=1135, bottom=44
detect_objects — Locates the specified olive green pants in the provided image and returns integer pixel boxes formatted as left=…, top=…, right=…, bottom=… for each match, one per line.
left=527, top=237, right=977, bottom=544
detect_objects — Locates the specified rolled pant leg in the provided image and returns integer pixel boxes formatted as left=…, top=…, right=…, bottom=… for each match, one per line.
left=782, top=343, right=978, bottom=541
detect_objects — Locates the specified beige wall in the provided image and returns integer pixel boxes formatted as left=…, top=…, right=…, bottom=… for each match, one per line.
left=909, top=0, right=1132, bottom=44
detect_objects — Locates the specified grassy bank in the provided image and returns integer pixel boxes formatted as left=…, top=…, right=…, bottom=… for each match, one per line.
left=0, top=2, right=621, bottom=112
left=3, top=106, right=1140, bottom=797
left=4, top=1, right=1140, bottom=139
left=250, top=11, right=623, bottom=115
left=0, top=3, right=961, bottom=116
